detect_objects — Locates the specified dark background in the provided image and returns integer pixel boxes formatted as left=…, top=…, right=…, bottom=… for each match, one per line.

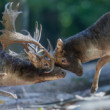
left=0, top=0, right=110, bottom=51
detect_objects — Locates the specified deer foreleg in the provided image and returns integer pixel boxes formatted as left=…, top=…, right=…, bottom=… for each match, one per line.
left=91, top=56, right=110, bottom=93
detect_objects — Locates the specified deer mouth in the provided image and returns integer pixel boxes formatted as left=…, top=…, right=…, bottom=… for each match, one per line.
left=57, top=71, right=66, bottom=78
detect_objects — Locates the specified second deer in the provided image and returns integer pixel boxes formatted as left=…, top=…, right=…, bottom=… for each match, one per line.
left=0, top=2, right=66, bottom=98
left=54, top=12, right=110, bottom=93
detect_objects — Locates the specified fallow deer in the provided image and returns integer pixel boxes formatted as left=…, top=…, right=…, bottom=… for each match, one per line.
left=54, top=12, right=110, bottom=93
left=0, top=2, right=66, bottom=98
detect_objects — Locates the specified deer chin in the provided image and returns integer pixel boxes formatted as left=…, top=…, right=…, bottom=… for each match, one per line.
left=74, top=69, right=83, bottom=76
left=69, top=66, right=83, bottom=76
left=45, top=66, right=66, bottom=79
left=56, top=63, right=83, bottom=76
left=43, top=71, right=66, bottom=81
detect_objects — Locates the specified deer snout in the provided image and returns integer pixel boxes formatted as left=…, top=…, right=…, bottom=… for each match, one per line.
left=76, top=69, right=83, bottom=76
left=55, top=70, right=66, bottom=79
left=61, top=71, right=66, bottom=77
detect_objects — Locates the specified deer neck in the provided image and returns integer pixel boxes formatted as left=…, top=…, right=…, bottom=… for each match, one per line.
left=0, top=51, right=44, bottom=86
left=63, top=12, right=110, bottom=62
left=63, top=29, right=103, bottom=63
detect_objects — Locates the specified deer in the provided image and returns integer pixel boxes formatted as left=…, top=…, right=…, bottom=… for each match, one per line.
left=53, top=12, right=110, bottom=93
left=0, top=2, right=66, bottom=98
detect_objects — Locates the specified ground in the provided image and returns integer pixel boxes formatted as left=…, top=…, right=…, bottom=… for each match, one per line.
left=0, top=61, right=110, bottom=110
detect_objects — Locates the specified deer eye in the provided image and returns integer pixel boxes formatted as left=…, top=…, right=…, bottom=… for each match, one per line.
left=44, top=63, right=49, bottom=67
left=61, top=58, right=67, bottom=63
left=61, top=58, right=69, bottom=66
left=62, top=58, right=65, bottom=63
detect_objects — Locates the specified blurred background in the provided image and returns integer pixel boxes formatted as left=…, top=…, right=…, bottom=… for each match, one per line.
left=0, top=0, right=110, bottom=109
left=1, top=0, right=110, bottom=51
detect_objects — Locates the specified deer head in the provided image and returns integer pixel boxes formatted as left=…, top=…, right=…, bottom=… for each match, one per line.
left=0, top=2, right=57, bottom=74
left=0, top=2, right=66, bottom=99
left=54, top=38, right=83, bottom=76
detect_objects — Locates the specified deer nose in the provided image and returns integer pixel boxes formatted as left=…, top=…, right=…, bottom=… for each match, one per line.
left=62, top=71, right=65, bottom=75
left=77, top=69, right=83, bottom=76
left=61, top=71, right=66, bottom=77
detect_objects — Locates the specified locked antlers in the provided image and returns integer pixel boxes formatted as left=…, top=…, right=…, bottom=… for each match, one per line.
left=27, top=22, right=55, bottom=73
left=0, top=2, right=56, bottom=73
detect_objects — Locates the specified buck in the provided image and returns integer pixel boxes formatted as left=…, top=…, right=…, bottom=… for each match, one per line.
left=1, top=2, right=108, bottom=95
left=54, top=12, right=110, bottom=93
left=0, top=3, right=66, bottom=98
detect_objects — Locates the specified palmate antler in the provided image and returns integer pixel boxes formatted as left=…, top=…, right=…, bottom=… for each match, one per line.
left=0, top=2, right=66, bottom=99
left=1, top=2, right=22, bottom=32
left=0, top=2, right=55, bottom=73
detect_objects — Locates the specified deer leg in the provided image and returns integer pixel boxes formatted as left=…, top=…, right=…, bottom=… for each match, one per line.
left=91, top=55, right=110, bottom=93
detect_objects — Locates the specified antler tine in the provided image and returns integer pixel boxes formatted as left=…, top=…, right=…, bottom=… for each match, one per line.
left=47, top=38, right=52, bottom=52
left=34, top=21, right=39, bottom=40
left=5, top=2, right=10, bottom=12
left=9, top=2, right=13, bottom=11
left=33, top=21, right=42, bottom=53
left=41, top=47, right=55, bottom=61
left=15, top=3, right=20, bottom=12
left=28, top=44, right=38, bottom=53
left=34, top=22, right=41, bottom=41
left=36, top=24, right=42, bottom=52
left=34, top=21, right=39, bottom=52
left=41, top=39, right=52, bottom=58
left=35, top=21, right=38, bottom=33
left=39, top=24, right=42, bottom=42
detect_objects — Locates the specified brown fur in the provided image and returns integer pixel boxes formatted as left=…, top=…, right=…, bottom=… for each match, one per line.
left=0, top=50, right=65, bottom=86
left=54, top=12, right=110, bottom=93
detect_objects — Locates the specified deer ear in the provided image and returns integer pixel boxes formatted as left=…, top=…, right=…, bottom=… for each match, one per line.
left=56, top=38, right=64, bottom=52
